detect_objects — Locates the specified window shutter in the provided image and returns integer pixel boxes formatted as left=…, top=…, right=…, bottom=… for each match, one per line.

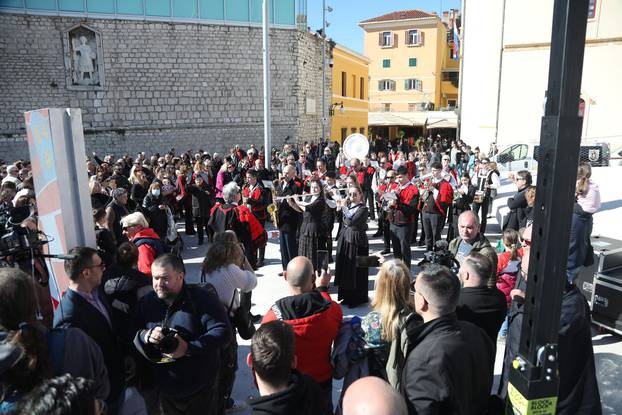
left=391, top=80, right=396, bottom=91
left=419, top=31, right=425, bottom=46
left=405, top=30, right=410, bottom=45
left=393, top=33, right=398, bottom=47
left=404, top=79, right=409, bottom=90
left=378, top=32, right=383, bottom=46
left=378, top=80, right=384, bottom=91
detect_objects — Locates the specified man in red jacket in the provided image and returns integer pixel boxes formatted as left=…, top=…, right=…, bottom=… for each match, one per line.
left=419, top=162, right=454, bottom=252
left=262, top=256, right=342, bottom=411
left=121, top=212, right=166, bottom=277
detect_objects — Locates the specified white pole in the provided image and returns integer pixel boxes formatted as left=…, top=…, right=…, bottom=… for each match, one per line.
left=263, top=0, right=272, bottom=168
left=321, top=0, right=327, bottom=143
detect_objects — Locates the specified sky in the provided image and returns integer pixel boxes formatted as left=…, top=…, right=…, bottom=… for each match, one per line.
left=307, top=0, right=462, bottom=54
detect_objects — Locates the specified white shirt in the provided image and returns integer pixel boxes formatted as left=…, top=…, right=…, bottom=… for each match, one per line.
left=202, top=263, right=257, bottom=311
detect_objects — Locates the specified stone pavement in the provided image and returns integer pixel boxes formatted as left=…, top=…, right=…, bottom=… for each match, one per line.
left=180, top=209, right=622, bottom=414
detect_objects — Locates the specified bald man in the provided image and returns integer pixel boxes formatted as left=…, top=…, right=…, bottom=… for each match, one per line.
left=261, top=257, right=342, bottom=410
left=448, top=210, right=498, bottom=287
left=343, top=377, right=407, bottom=415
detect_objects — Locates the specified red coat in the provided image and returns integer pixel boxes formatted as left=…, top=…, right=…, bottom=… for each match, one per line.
left=131, top=228, right=162, bottom=277
left=389, top=182, right=419, bottom=224
left=243, top=184, right=267, bottom=221
left=262, top=290, right=342, bottom=383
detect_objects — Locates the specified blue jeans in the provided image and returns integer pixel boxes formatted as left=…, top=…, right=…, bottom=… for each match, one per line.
left=279, top=230, right=298, bottom=270
left=499, top=314, right=509, bottom=337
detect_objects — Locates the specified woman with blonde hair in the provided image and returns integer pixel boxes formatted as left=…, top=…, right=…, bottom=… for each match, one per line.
left=128, top=166, right=149, bottom=209
left=361, top=259, right=420, bottom=381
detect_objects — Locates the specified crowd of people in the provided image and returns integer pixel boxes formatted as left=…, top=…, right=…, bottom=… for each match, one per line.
left=0, top=134, right=604, bottom=415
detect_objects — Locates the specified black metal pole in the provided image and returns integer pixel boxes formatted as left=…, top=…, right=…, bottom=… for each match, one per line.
left=507, top=0, right=589, bottom=411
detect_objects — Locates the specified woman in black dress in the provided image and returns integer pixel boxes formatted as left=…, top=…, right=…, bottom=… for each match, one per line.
left=288, top=178, right=326, bottom=271
left=335, top=184, right=369, bottom=308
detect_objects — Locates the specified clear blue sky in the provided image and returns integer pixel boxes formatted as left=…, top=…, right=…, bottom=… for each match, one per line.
left=307, top=0, right=462, bottom=54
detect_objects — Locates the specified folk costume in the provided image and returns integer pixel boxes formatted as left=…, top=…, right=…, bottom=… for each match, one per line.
left=388, top=181, right=419, bottom=269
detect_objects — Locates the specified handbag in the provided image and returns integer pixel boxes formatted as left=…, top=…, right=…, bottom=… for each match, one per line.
left=227, top=290, right=256, bottom=340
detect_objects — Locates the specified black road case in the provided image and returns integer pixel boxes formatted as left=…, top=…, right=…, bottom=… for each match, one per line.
left=592, top=268, right=622, bottom=335
left=575, top=235, right=622, bottom=306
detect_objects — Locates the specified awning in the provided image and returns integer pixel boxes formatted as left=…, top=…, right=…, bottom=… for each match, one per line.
left=425, top=110, right=458, bottom=129
left=368, top=110, right=458, bottom=128
left=368, top=112, right=428, bottom=127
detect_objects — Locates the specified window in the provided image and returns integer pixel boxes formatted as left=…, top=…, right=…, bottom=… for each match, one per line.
left=447, top=99, right=457, bottom=108
left=404, top=79, right=423, bottom=91
left=409, top=58, right=417, bottom=67
left=359, top=127, right=365, bottom=135
left=351, top=127, right=357, bottom=134
left=341, top=71, right=347, bottom=96
left=408, top=103, right=417, bottom=112
left=383, top=103, right=391, bottom=112
left=378, top=80, right=395, bottom=91
left=382, top=59, right=391, bottom=68
left=360, top=77, right=365, bottom=100
left=588, top=0, right=596, bottom=18
left=380, top=31, right=393, bottom=47
left=341, top=128, right=348, bottom=141
left=352, top=74, right=356, bottom=97
left=407, top=30, right=419, bottom=45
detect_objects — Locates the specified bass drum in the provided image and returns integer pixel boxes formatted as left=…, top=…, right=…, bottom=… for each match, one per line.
left=342, top=133, right=369, bottom=161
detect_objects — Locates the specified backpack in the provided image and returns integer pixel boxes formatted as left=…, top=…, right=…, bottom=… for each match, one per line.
left=385, top=311, right=423, bottom=390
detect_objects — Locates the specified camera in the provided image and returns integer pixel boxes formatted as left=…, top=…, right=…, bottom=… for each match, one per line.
left=155, top=327, right=179, bottom=354
left=418, top=240, right=460, bottom=273
left=0, top=206, right=45, bottom=260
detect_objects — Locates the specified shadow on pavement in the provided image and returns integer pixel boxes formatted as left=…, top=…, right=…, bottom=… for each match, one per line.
left=595, top=352, right=622, bottom=414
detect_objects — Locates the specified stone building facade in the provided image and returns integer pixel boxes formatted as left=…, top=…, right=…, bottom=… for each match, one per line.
left=0, top=13, right=331, bottom=160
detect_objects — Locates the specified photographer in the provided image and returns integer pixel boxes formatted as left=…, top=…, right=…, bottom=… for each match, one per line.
left=131, top=254, right=231, bottom=415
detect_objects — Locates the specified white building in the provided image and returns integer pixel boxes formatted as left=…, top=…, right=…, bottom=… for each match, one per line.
left=459, top=0, right=622, bottom=153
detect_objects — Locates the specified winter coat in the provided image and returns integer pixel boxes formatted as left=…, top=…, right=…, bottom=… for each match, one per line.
left=455, top=287, right=507, bottom=347
left=249, top=371, right=332, bottom=415
left=131, top=284, right=231, bottom=398
left=142, top=194, right=168, bottom=240
left=262, top=289, right=342, bottom=383
left=186, top=183, right=213, bottom=218
left=130, top=228, right=165, bottom=277
left=449, top=233, right=498, bottom=288
left=400, top=315, right=494, bottom=415
left=499, top=284, right=602, bottom=415
left=503, top=187, right=529, bottom=230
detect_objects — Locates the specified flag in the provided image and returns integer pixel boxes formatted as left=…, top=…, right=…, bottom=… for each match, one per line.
left=452, top=26, right=460, bottom=61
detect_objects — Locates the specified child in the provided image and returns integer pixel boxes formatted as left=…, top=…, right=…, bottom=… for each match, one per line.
left=496, top=228, right=522, bottom=339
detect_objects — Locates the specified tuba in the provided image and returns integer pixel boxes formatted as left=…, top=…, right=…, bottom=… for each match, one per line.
left=342, top=133, right=370, bottom=161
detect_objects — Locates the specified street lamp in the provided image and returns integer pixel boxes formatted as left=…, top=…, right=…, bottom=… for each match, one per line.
left=321, top=1, right=333, bottom=143
left=329, top=102, right=345, bottom=116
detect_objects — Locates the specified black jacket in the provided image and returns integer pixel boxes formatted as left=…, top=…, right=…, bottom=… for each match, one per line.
left=277, top=178, right=303, bottom=232
left=250, top=371, right=331, bottom=415
left=142, top=194, right=168, bottom=240
left=401, top=315, right=494, bottom=415
left=499, top=283, right=602, bottom=414
left=456, top=287, right=507, bottom=347
left=186, top=183, right=213, bottom=218
left=53, top=288, right=125, bottom=402
left=131, top=284, right=231, bottom=398
left=503, top=187, right=529, bottom=231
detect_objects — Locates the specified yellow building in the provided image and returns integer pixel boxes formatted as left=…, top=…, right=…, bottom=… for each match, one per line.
left=330, top=44, right=370, bottom=143
left=359, top=9, right=460, bottom=138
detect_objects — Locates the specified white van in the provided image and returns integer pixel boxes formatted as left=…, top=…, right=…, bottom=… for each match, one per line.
left=493, top=142, right=611, bottom=173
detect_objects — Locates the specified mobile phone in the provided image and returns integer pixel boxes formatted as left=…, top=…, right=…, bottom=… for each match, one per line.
left=317, top=250, right=329, bottom=271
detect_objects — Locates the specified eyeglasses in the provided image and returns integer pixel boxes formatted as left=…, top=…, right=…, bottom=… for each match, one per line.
left=86, top=262, right=105, bottom=270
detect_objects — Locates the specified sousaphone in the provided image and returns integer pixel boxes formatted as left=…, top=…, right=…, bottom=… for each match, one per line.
left=342, top=133, right=369, bottom=162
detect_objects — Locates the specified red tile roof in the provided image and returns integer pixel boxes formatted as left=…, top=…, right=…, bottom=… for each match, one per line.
left=360, top=10, right=435, bottom=24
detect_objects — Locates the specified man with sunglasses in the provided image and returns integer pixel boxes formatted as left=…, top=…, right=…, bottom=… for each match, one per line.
left=401, top=264, right=494, bottom=414
left=54, top=247, right=125, bottom=415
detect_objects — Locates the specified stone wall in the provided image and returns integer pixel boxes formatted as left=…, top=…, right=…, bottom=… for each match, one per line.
left=0, top=13, right=328, bottom=160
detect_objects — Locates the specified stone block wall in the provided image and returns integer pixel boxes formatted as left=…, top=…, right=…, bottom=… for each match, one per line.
left=0, top=13, right=328, bottom=161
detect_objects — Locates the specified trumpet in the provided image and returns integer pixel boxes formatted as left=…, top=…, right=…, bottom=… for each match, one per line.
left=411, top=173, right=433, bottom=186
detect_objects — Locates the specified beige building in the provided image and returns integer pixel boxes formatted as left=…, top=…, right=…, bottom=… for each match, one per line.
left=359, top=9, right=460, bottom=138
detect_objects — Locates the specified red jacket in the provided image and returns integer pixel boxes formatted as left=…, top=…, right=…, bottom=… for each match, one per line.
left=418, top=180, right=454, bottom=216
left=262, top=290, right=342, bottom=383
left=131, top=228, right=162, bottom=277
left=389, top=182, right=420, bottom=224
left=243, top=184, right=267, bottom=221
